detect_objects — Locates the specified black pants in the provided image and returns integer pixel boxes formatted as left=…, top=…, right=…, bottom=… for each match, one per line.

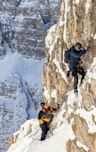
left=40, top=123, right=49, bottom=141
left=70, top=65, right=86, bottom=93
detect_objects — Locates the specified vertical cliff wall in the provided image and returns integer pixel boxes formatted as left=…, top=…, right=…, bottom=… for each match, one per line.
left=43, top=0, right=96, bottom=105
left=43, top=0, right=96, bottom=151
left=0, top=1, right=60, bottom=151
left=0, top=0, right=60, bottom=58
left=6, top=1, right=96, bottom=152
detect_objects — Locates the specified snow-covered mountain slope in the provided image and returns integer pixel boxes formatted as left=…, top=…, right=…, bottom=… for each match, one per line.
left=0, top=0, right=60, bottom=58
left=0, top=47, right=44, bottom=152
left=7, top=0, right=96, bottom=152
left=8, top=57, right=96, bottom=152
left=0, top=1, right=60, bottom=151
left=2, top=0, right=96, bottom=152
left=7, top=118, right=75, bottom=152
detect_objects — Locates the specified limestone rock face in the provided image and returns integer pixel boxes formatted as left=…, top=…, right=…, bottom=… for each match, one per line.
left=43, top=0, right=96, bottom=105
left=43, top=0, right=96, bottom=152
left=0, top=0, right=60, bottom=58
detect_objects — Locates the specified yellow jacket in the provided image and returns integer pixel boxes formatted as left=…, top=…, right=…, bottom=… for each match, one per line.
left=38, top=110, right=52, bottom=125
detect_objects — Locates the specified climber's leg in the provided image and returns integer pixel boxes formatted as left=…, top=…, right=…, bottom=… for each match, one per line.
left=77, top=66, right=86, bottom=85
left=70, top=67, right=78, bottom=93
left=40, top=124, right=49, bottom=141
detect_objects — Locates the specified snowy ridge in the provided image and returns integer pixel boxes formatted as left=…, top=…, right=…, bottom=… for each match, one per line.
left=7, top=109, right=75, bottom=152
left=0, top=0, right=60, bottom=151
left=8, top=57, right=96, bottom=152
left=0, top=42, right=45, bottom=151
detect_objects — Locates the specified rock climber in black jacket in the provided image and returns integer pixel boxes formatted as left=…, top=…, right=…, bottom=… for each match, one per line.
left=64, top=42, right=87, bottom=94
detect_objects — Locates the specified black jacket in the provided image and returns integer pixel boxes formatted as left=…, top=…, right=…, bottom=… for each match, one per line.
left=65, top=46, right=86, bottom=68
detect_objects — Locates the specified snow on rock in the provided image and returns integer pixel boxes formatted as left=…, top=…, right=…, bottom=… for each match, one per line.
left=0, top=52, right=45, bottom=152
left=76, top=106, right=96, bottom=133
left=63, top=0, right=69, bottom=42
left=45, top=24, right=57, bottom=56
left=66, top=58, right=96, bottom=134
left=7, top=56, right=96, bottom=152
left=59, top=20, right=64, bottom=27
left=66, top=90, right=82, bottom=114
left=93, top=34, right=96, bottom=39
left=0, top=74, right=28, bottom=152
left=0, top=0, right=60, bottom=58
left=53, top=58, right=68, bottom=83
left=7, top=108, right=75, bottom=152
left=85, top=0, right=92, bottom=14
left=4, top=1, right=96, bottom=152
left=51, top=89, right=57, bottom=98
left=75, top=0, right=80, bottom=5
left=76, top=141, right=89, bottom=151
left=43, top=86, right=50, bottom=102
left=86, top=57, right=96, bottom=83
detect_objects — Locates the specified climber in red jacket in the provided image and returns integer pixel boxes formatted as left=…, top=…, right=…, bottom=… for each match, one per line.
left=38, top=102, right=58, bottom=141
left=38, top=102, right=53, bottom=141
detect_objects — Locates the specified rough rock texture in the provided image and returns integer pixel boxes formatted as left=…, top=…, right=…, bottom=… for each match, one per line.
left=8, top=119, right=37, bottom=147
left=43, top=0, right=96, bottom=105
left=0, top=1, right=60, bottom=152
left=0, top=74, right=28, bottom=152
left=0, top=50, right=45, bottom=152
left=0, top=0, right=60, bottom=58
left=7, top=58, right=96, bottom=152
left=43, top=0, right=96, bottom=151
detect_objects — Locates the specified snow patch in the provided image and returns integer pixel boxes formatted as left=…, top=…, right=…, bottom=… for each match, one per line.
left=53, top=58, right=68, bottom=83
left=13, top=119, right=40, bottom=142
left=75, top=0, right=80, bottom=4
left=76, top=106, right=96, bottom=133
left=86, top=57, right=96, bottom=83
left=67, top=90, right=82, bottom=114
left=8, top=114, right=75, bottom=152
left=85, top=0, right=92, bottom=14
left=93, top=34, right=96, bottom=39
left=49, top=44, right=55, bottom=56
left=51, top=89, right=57, bottom=98
left=63, top=0, right=69, bottom=42
left=59, top=21, right=64, bottom=27
left=43, top=86, right=50, bottom=102
left=45, top=24, right=57, bottom=56
left=76, top=141, right=89, bottom=151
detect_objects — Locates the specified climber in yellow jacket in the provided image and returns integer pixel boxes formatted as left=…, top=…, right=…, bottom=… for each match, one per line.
left=38, top=102, right=57, bottom=141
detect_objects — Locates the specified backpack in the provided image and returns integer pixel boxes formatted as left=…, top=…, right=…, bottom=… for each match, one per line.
left=64, top=49, right=70, bottom=63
